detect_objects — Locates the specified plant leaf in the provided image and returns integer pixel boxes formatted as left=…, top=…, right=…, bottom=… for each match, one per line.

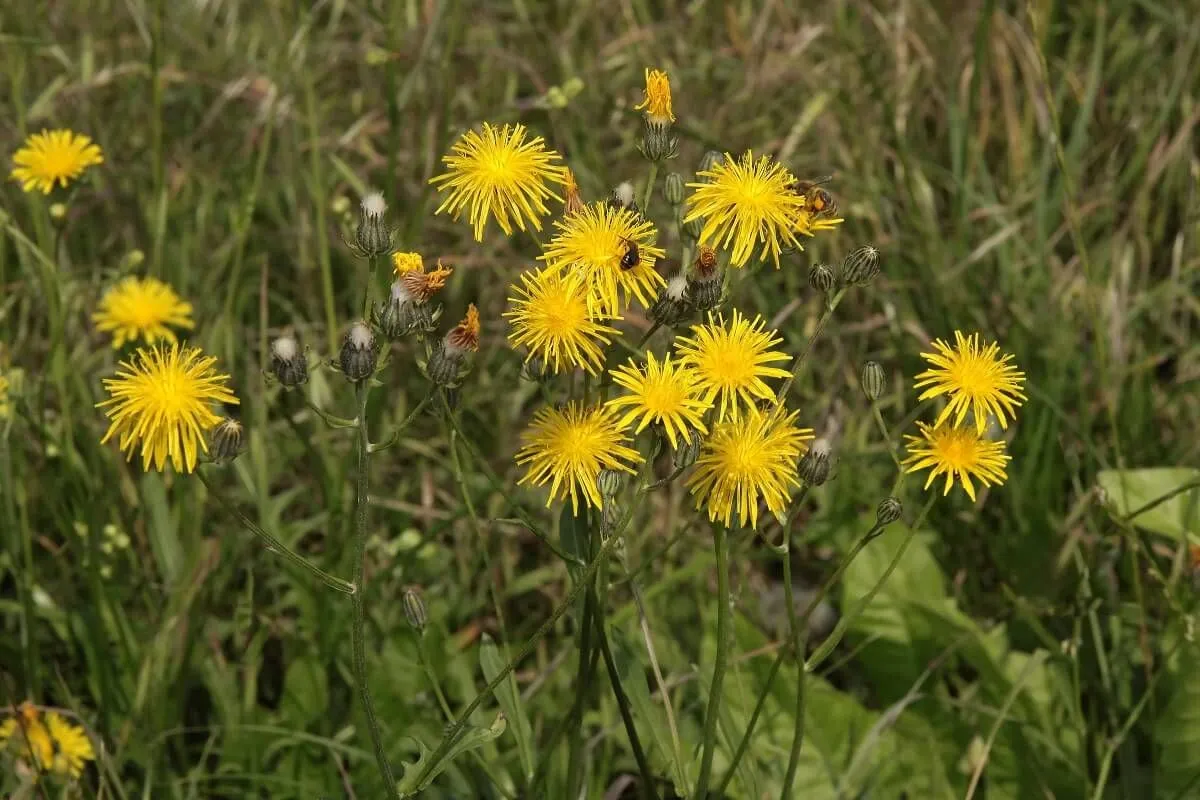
left=1098, top=468, right=1200, bottom=541
left=480, top=634, right=535, bottom=780
left=396, top=713, right=507, bottom=798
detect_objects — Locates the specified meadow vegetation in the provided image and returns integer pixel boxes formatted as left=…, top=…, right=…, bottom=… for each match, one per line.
left=2, top=0, right=1199, bottom=798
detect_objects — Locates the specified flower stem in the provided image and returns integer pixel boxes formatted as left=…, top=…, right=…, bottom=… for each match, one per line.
left=775, top=287, right=847, bottom=405
left=351, top=384, right=399, bottom=797
left=693, top=524, right=731, bottom=799
left=564, top=581, right=596, bottom=797
left=196, top=469, right=354, bottom=595
left=641, top=163, right=659, bottom=215
left=779, top=527, right=808, bottom=797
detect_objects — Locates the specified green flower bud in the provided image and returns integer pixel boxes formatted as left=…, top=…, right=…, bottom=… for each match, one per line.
left=699, top=150, right=726, bottom=175
left=348, top=192, right=394, bottom=258
left=637, top=119, right=679, bottom=163
left=339, top=322, right=377, bottom=382
left=797, top=442, right=831, bottom=487
left=875, top=497, right=902, bottom=528
left=808, top=263, right=835, bottom=294
left=403, top=587, right=427, bottom=633
left=673, top=429, right=703, bottom=471
left=598, top=469, right=624, bottom=502
left=860, top=361, right=886, bottom=401
left=208, top=417, right=244, bottom=464
left=649, top=273, right=693, bottom=327
left=270, top=336, right=308, bottom=388
left=840, top=245, right=880, bottom=287
left=664, top=172, right=685, bottom=206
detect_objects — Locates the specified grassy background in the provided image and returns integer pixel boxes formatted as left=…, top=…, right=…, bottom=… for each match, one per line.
left=2, top=0, right=1199, bottom=797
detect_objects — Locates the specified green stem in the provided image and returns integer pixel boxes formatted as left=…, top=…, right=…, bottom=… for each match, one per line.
left=805, top=495, right=936, bottom=673
left=641, top=163, right=659, bottom=215
left=780, top=533, right=808, bottom=797
left=351, top=384, right=399, bottom=797
left=774, top=287, right=847, bottom=405
left=196, top=469, right=353, bottom=595
left=693, top=525, right=730, bottom=799
left=412, top=534, right=625, bottom=789
left=564, top=582, right=596, bottom=798
left=635, top=321, right=662, bottom=350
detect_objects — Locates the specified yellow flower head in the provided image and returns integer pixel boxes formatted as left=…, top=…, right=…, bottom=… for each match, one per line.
left=392, top=251, right=425, bottom=275
left=0, top=371, right=10, bottom=421
left=504, top=267, right=620, bottom=376
left=675, top=309, right=792, bottom=421
left=634, top=68, right=675, bottom=124
left=516, top=402, right=643, bottom=513
left=687, top=405, right=812, bottom=528
left=10, top=129, right=103, bottom=194
left=607, top=352, right=711, bottom=448
left=92, top=276, right=195, bottom=349
left=97, top=343, right=239, bottom=473
left=912, top=331, right=1026, bottom=435
left=902, top=421, right=1010, bottom=502
left=683, top=151, right=806, bottom=269
left=539, top=201, right=666, bottom=315
left=430, top=122, right=568, bottom=241
left=0, top=702, right=96, bottom=778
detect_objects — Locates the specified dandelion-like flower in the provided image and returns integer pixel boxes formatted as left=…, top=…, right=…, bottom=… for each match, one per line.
left=687, top=405, right=812, bottom=528
left=515, top=402, right=643, bottom=513
left=392, top=251, right=425, bottom=275
left=539, top=201, right=666, bottom=315
left=97, top=343, right=239, bottom=473
left=683, top=151, right=805, bottom=269
left=634, top=68, right=675, bottom=124
left=913, top=331, right=1026, bottom=435
left=10, top=129, right=103, bottom=194
left=0, top=702, right=95, bottom=778
left=92, top=276, right=195, bottom=349
left=504, top=267, right=619, bottom=375
left=675, top=310, right=792, bottom=421
left=430, top=122, right=568, bottom=241
left=0, top=371, right=10, bottom=421
left=607, top=352, right=710, bottom=448
left=902, top=421, right=1010, bottom=502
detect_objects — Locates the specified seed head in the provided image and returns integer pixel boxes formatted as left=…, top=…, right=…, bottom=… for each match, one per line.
left=339, top=322, right=377, bottom=382
left=270, top=335, right=308, bottom=388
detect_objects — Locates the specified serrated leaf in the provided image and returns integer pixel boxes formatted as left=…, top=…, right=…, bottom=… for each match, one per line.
left=1098, top=468, right=1200, bottom=541
left=480, top=634, right=535, bottom=780
left=396, top=713, right=507, bottom=797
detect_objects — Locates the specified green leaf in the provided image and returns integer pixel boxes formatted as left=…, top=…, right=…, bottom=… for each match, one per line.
left=281, top=655, right=328, bottom=726
left=479, top=634, right=535, bottom=781
left=396, top=713, right=507, bottom=798
left=558, top=503, right=589, bottom=579
left=141, top=471, right=182, bottom=585
left=1155, top=640, right=1200, bottom=796
left=1098, top=468, right=1200, bottom=541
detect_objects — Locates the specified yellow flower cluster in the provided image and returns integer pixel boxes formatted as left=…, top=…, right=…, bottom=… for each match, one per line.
left=0, top=702, right=96, bottom=780
left=902, top=331, right=1027, bottom=501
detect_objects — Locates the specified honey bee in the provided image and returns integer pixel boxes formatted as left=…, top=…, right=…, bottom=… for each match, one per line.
left=788, top=174, right=838, bottom=218
left=619, top=237, right=640, bottom=271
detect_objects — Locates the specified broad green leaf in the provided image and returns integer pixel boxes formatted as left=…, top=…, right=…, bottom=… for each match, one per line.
left=395, top=713, right=506, bottom=797
left=1155, top=640, right=1200, bottom=796
left=281, top=655, right=328, bottom=725
left=558, top=503, right=589, bottom=579
left=141, top=471, right=182, bottom=585
left=1098, top=468, right=1200, bottom=541
left=479, top=634, right=535, bottom=780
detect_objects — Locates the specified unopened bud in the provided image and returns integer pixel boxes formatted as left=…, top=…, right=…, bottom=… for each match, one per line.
left=687, top=246, right=724, bottom=312
left=649, top=273, right=692, bottom=327
left=403, top=587, right=427, bottom=633
left=49, top=203, right=68, bottom=222
left=663, top=172, right=685, bottom=206
left=349, top=192, right=393, bottom=258
left=598, top=469, right=624, bottom=502
left=637, top=119, right=679, bottom=163
left=339, top=322, right=377, bottom=382
left=270, top=336, right=308, bottom=388
left=840, top=245, right=880, bottom=287
left=808, top=263, right=835, bottom=294
left=520, top=355, right=550, bottom=382
left=699, top=150, right=726, bottom=175
left=875, top=497, right=903, bottom=528
left=673, top=429, right=703, bottom=471
left=798, top=443, right=831, bottom=487
left=680, top=209, right=703, bottom=242
left=860, top=361, right=885, bottom=401
left=208, top=417, right=244, bottom=464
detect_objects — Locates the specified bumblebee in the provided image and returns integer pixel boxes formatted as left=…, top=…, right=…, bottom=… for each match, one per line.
left=789, top=175, right=838, bottom=219
left=619, top=237, right=640, bottom=271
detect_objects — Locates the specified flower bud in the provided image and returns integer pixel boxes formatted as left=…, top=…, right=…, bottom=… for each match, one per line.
left=663, top=172, right=685, bottom=206
left=339, top=321, right=377, bottom=382
left=649, top=273, right=692, bottom=327
left=860, top=361, right=885, bottom=401
left=840, top=245, right=880, bottom=287
left=208, top=417, right=244, bottom=464
left=607, top=181, right=636, bottom=210
left=680, top=208, right=703, bottom=242
left=673, top=429, right=703, bottom=471
left=427, top=305, right=480, bottom=387
left=808, top=263, right=835, bottom=294
left=687, top=247, right=724, bottom=313
left=798, top=441, right=831, bottom=487
left=50, top=202, right=68, bottom=222
left=875, top=497, right=903, bottom=528
left=270, top=335, right=308, bottom=388
left=375, top=279, right=438, bottom=340
left=349, top=192, right=393, bottom=258
left=403, top=587, right=427, bottom=633
left=598, top=468, right=624, bottom=502
left=699, top=150, right=725, bottom=175
left=637, top=119, right=679, bottom=163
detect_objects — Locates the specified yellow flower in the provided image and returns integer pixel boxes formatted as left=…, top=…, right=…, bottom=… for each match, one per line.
left=392, top=251, right=425, bottom=275
left=515, top=402, right=643, bottom=513
left=683, top=151, right=806, bottom=269
left=634, top=68, right=675, bottom=124
left=0, top=371, right=10, bottom=420
left=0, top=702, right=95, bottom=778
left=97, top=343, right=239, bottom=473
left=687, top=405, right=812, bottom=528
left=10, top=129, right=103, bottom=194
left=504, top=267, right=619, bottom=376
left=607, top=352, right=711, bottom=448
left=913, top=331, right=1027, bottom=435
left=430, top=122, right=568, bottom=241
left=92, top=276, right=195, bottom=349
left=675, top=309, right=792, bottom=421
left=539, top=201, right=666, bottom=315
left=902, top=421, right=1010, bottom=502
